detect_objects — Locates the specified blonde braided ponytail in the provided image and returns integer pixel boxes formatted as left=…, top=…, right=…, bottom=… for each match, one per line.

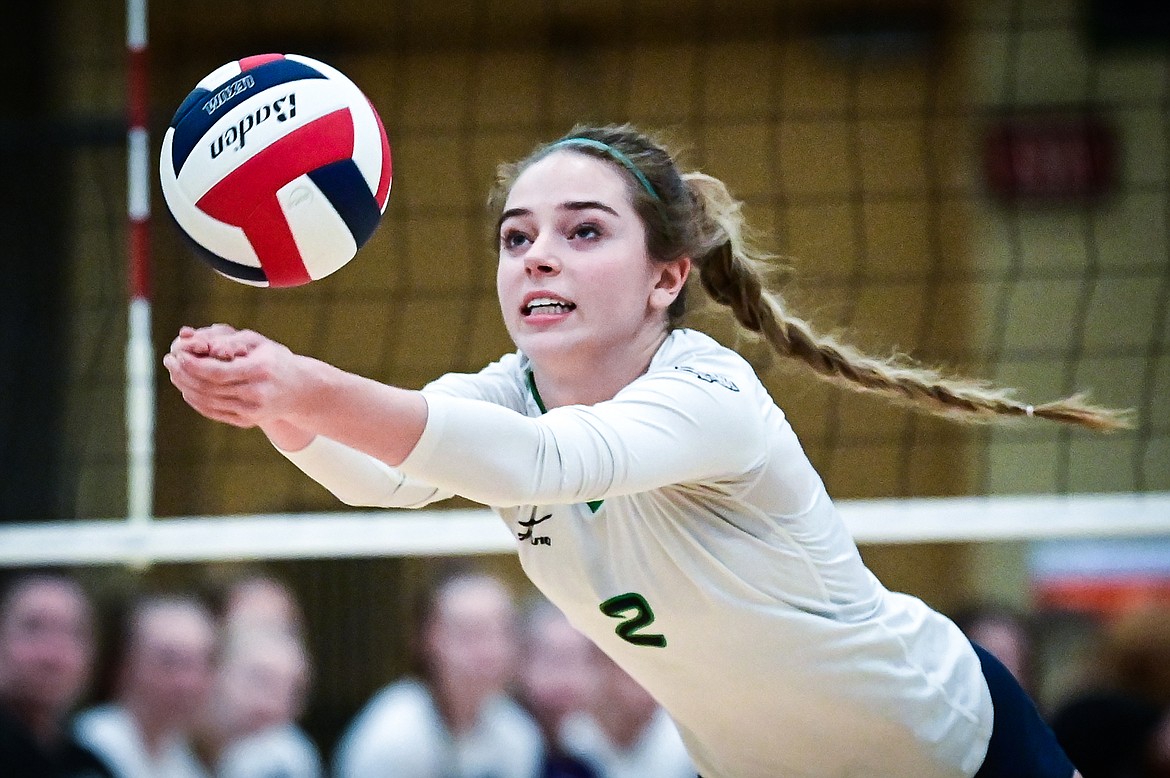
left=684, top=172, right=1130, bottom=432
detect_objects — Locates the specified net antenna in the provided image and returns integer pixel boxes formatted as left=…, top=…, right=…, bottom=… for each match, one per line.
left=125, top=0, right=154, bottom=564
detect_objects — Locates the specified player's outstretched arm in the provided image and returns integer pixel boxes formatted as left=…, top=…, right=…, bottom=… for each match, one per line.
left=163, top=324, right=428, bottom=467
left=170, top=325, right=321, bottom=452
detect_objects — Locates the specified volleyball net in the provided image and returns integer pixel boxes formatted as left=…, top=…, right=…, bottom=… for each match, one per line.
left=1, top=493, right=1168, bottom=568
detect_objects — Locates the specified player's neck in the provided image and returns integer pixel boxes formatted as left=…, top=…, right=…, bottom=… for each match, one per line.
left=532, top=329, right=668, bottom=408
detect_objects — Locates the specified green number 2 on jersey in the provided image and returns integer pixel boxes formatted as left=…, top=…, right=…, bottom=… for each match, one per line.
left=600, top=592, right=666, bottom=648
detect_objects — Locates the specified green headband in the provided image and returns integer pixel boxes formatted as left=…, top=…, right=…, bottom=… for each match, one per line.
left=549, top=137, right=664, bottom=204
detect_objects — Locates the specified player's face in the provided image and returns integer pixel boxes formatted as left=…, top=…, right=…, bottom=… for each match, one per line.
left=497, top=150, right=685, bottom=368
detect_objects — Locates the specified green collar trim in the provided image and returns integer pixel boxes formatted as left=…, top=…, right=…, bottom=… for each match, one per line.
left=526, top=370, right=547, bottom=413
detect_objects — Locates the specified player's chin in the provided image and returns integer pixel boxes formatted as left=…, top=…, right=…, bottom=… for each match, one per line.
left=510, top=326, right=570, bottom=354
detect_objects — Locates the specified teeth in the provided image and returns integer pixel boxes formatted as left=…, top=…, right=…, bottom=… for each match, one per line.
left=528, top=303, right=572, bottom=314
left=525, top=297, right=574, bottom=314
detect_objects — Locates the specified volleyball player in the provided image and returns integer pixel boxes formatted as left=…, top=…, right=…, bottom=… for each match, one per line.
left=164, top=124, right=1127, bottom=777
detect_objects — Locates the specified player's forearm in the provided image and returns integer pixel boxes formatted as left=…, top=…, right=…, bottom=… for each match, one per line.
left=286, top=356, right=428, bottom=467
left=276, top=434, right=453, bottom=508
left=260, top=418, right=316, bottom=452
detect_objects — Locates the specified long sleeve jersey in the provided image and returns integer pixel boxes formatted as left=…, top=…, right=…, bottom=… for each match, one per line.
left=281, top=328, right=993, bottom=778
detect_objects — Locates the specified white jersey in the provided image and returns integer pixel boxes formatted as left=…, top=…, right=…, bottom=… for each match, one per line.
left=282, top=328, right=993, bottom=778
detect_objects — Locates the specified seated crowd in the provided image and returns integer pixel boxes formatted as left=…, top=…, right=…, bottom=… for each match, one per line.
left=3, top=564, right=1167, bottom=778
left=0, top=565, right=695, bottom=778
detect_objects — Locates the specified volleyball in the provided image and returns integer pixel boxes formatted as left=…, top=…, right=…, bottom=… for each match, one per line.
left=159, top=53, right=392, bottom=288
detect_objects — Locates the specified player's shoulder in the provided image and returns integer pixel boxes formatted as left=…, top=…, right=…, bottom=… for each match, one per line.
left=421, top=351, right=529, bottom=408
left=649, top=328, right=758, bottom=395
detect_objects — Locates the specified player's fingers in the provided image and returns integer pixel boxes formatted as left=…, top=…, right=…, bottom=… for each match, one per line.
left=205, top=329, right=269, bottom=360
left=174, top=323, right=243, bottom=357
left=164, top=348, right=267, bottom=428
left=178, top=392, right=257, bottom=428
left=172, top=328, right=209, bottom=356
left=183, top=322, right=239, bottom=338
left=162, top=352, right=190, bottom=384
left=173, top=349, right=264, bottom=384
left=207, top=342, right=252, bottom=361
left=168, top=367, right=263, bottom=413
left=168, top=378, right=253, bottom=415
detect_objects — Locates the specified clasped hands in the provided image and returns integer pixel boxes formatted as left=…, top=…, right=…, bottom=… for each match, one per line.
left=163, top=323, right=304, bottom=429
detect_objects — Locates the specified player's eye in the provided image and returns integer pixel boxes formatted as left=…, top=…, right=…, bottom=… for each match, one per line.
left=501, top=228, right=530, bottom=249
left=570, top=223, right=601, bottom=240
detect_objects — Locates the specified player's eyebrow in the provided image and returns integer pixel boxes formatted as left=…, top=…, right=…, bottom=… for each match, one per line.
left=498, top=201, right=620, bottom=232
left=560, top=200, right=619, bottom=216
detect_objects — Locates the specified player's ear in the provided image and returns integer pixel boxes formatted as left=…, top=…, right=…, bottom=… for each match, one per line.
left=650, top=256, right=691, bottom=311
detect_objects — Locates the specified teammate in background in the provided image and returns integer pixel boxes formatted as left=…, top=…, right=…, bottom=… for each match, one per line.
left=164, top=123, right=1128, bottom=776
left=0, top=570, right=112, bottom=777
left=212, top=570, right=306, bottom=639
left=562, top=651, right=695, bottom=778
left=196, top=626, right=322, bottom=778
left=331, top=568, right=542, bottom=778
left=74, top=593, right=216, bottom=778
left=952, top=601, right=1037, bottom=699
left=197, top=569, right=321, bottom=776
left=517, top=598, right=601, bottom=778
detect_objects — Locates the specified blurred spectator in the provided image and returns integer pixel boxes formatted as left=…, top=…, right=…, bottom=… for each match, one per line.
left=212, top=569, right=306, bottom=639
left=198, top=626, right=322, bottom=778
left=562, top=651, right=694, bottom=778
left=0, top=570, right=112, bottom=777
left=332, top=567, right=541, bottom=778
left=517, top=598, right=600, bottom=778
left=951, top=601, right=1036, bottom=697
left=1051, top=602, right=1170, bottom=778
left=75, top=592, right=217, bottom=778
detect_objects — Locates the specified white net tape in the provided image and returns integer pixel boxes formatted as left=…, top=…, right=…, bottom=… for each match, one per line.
left=3, top=492, right=1167, bottom=567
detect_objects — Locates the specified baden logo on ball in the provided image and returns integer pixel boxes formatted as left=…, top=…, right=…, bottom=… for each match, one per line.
left=159, top=53, right=392, bottom=288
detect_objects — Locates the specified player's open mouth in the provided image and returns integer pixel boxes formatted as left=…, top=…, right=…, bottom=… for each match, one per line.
left=523, top=297, right=576, bottom=316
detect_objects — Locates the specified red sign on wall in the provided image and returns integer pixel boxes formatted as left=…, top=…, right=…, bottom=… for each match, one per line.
left=983, top=116, right=1117, bottom=202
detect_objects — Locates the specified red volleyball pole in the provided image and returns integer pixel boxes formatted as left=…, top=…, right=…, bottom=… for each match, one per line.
left=126, top=0, right=154, bottom=542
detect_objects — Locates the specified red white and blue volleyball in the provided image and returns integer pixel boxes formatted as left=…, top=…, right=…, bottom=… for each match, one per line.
left=160, top=54, right=392, bottom=287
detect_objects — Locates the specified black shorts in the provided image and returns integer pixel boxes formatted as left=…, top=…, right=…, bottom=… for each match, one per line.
left=971, top=641, right=1077, bottom=778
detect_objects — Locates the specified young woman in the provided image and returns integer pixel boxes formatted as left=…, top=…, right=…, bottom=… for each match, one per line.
left=164, top=124, right=1126, bottom=777
left=331, top=568, right=542, bottom=778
